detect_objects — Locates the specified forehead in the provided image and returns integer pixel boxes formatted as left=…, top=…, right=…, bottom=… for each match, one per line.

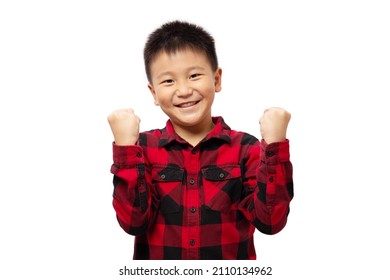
left=149, top=48, right=212, bottom=77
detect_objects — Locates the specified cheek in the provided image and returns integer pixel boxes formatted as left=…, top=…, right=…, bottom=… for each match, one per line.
left=155, top=92, right=171, bottom=107
left=201, top=85, right=217, bottom=99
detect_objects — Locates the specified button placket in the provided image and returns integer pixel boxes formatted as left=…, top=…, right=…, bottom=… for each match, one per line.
left=186, top=148, right=200, bottom=258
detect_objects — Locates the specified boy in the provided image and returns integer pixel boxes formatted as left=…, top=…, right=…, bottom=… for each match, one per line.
left=108, top=21, right=293, bottom=260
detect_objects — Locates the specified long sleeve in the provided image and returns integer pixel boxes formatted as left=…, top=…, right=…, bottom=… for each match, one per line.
left=110, top=118, right=293, bottom=259
left=240, top=139, right=293, bottom=234
left=110, top=143, right=158, bottom=236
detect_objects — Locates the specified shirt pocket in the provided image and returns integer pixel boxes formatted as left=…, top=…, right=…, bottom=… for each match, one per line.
left=201, top=165, right=242, bottom=213
left=152, top=165, right=184, bottom=215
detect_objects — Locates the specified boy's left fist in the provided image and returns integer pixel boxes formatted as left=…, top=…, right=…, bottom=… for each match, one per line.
left=259, top=107, right=291, bottom=144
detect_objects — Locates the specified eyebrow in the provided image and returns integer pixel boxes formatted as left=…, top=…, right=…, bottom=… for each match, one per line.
left=156, top=66, right=206, bottom=79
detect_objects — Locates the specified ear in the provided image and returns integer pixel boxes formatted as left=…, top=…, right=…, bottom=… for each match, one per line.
left=148, top=83, right=159, bottom=106
left=214, top=68, right=222, bottom=92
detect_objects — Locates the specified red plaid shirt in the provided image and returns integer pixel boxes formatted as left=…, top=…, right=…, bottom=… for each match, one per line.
left=111, top=116, right=293, bottom=260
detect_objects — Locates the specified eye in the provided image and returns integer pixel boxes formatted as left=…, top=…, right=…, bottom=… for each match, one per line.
left=161, top=79, right=174, bottom=85
left=189, top=74, right=201, bottom=80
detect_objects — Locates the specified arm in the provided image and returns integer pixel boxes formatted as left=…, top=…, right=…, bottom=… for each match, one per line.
left=240, top=108, right=293, bottom=234
left=108, top=109, right=158, bottom=235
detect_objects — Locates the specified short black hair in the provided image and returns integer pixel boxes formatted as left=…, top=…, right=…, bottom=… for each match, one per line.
left=143, top=20, right=218, bottom=82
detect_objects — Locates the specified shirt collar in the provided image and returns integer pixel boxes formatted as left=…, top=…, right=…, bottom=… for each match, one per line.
left=158, top=116, right=232, bottom=148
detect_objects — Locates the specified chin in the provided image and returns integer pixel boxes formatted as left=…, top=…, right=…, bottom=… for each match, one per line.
left=171, top=115, right=202, bottom=126
left=177, top=119, right=201, bottom=127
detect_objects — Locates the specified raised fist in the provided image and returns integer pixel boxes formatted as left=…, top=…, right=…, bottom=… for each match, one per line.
left=107, top=109, right=140, bottom=145
left=259, top=107, right=291, bottom=144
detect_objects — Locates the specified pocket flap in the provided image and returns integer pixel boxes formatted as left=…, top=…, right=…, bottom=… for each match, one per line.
left=202, top=165, right=241, bottom=181
left=152, top=165, right=184, bottom=182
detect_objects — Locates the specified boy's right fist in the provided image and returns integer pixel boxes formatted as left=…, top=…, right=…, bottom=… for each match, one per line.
left=107, top=109, right=140, bottom=146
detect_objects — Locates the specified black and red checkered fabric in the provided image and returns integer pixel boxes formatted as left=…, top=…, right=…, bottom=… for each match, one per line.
left=111, top=117, right=293, bottom=259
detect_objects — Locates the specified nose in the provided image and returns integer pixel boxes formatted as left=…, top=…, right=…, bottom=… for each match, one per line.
left=176, top=80, right=193, bottom=97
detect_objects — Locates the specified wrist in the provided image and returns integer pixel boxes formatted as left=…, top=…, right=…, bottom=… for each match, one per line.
left=114, top=136, right=138, bottom=146
left=264, top=135, right=286, bottom=144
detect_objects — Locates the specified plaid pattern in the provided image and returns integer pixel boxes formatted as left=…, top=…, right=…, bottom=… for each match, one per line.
left=111, top=117, right=293, bottom=259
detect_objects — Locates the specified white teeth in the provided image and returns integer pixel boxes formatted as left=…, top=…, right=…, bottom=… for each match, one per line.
left=178, top=101, right=197, bottom=108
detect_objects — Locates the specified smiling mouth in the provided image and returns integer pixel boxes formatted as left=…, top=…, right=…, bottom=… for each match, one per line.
left=175, top=101, right=200, bottom=108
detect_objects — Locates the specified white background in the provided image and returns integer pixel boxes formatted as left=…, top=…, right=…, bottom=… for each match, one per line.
left=1, top=0, right=389, bottom=279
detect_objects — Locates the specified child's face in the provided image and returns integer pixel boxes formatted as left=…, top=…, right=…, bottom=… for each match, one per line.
left=148, top=49, right=222, bottom=131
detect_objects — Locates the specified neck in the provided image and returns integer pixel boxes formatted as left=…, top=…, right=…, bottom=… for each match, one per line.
left=173, top=118, right=215, bottom=147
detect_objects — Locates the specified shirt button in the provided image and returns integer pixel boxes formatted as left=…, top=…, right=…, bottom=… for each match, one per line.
left=269, top=176, right=274, bottom=182
left=136, top=152, right=142, bottom=158
left=190, top=207, right=196, bottom=213
left=190, top=239, right=195, bottom=246
left=189, top=179, right=195, bottom=185
left=219, top=173, right=225, bottom=179
left=160, top=174, right=166, bottom=180
left=266, top=151, right=274, bottom=157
